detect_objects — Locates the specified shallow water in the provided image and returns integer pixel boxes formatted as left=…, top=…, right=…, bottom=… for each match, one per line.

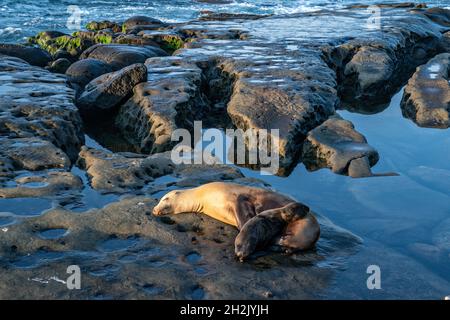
left=0, top=0, right=449, bottom=43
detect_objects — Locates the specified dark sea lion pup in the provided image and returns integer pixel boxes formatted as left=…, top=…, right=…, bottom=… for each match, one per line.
left=234, top=202, right=316, bottom=261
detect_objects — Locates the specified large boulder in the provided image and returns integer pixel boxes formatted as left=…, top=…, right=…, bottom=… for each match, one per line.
left=401, top=53, right=450, bottom=128
left=77, top=63, right=147, bottom=116
left=116, top=56, right=208, bottom=154
left=301, top=115, right=379, bottom=177
left=0, top=43, right=51, bottom=67
left=65, top=58, right=114, bottom=89
left=220, top=54, right=337, bottom=176
left=80, top=44, right=167, bottom=70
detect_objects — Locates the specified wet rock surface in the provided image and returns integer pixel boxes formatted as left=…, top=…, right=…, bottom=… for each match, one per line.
left=0, top=138, right=70, bottom=172
left=401, top=53, right=450, bottom=128
left=0, top=172, right=82, bottom=198
left=324, top=8, right=444, bottom=106
left=46, top=58, right=71, bottom=74
left=0, top=55, right=84, bottom=161
left=78, top=147, right=174, bottom=193
left=111, top=6, right=450, bottom=174
left=0, top=195, right=363, bottom=299
left=302, top=115, right=379, bottom=177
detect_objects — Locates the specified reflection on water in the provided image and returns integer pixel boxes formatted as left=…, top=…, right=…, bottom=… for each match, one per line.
left=242, top=88, right=450, bottom=297
left=64, top=166, right=121, bottom=212
left=0, top=197, right=54, bottom=217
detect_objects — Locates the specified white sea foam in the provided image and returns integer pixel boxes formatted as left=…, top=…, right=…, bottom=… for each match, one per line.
left=0, top=27, right=22, bottom=36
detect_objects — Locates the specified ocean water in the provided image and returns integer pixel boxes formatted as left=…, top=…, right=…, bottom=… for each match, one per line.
left=0, top=0, right=449, bottom=43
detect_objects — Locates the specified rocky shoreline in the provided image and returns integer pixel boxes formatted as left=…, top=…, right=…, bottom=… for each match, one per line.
left=1, top=4, right=450, bottom=299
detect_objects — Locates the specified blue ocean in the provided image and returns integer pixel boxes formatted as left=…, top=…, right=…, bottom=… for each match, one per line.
left=1, top=0, right=449, bottom=42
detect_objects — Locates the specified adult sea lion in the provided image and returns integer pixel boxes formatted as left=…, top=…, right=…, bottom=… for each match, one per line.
left=152, top=182, right=320, bottom=256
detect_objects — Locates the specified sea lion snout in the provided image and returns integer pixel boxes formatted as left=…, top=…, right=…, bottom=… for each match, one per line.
left=234, top=232, right=255, bottom=262
left=152, top=191, right=179, bottom=216
left=152, top=201, right=174, bottom=216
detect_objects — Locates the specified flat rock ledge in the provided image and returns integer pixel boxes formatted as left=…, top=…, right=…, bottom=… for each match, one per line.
left=0, top=55, right=84, bottom=165
left=401, top=53, right=450, bottom=128
left=0, top=195, right=362, bottom=299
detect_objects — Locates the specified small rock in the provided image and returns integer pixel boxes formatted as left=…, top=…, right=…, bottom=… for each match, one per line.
left=86, top=20, right=122, bottom=32
left=47, top=58, right=71, bottom=74
left=302, top=115, right=379, bottom=176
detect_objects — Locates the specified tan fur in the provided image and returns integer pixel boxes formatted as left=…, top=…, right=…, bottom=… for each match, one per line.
left=153, top=182, right=294, bottom=228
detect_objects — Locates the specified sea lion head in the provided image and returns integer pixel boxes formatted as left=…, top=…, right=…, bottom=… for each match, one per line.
left=279, top=202, right=309, bottom=222
left=152, top=190, right=182, bottom=216
left=278, top=213, right=320, bottom=252
left=234, top=231, right=257, bottom=262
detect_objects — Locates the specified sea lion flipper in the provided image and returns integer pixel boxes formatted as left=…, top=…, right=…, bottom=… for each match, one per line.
left=235, top=194, right=257, bottom=230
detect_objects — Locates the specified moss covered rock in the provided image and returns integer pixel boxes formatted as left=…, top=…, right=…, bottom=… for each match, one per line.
left=29, top=30, right=114, bottom=58
left=86, top=20, right=122, bottom=32
left=139, top=32, right=184, bottom=53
